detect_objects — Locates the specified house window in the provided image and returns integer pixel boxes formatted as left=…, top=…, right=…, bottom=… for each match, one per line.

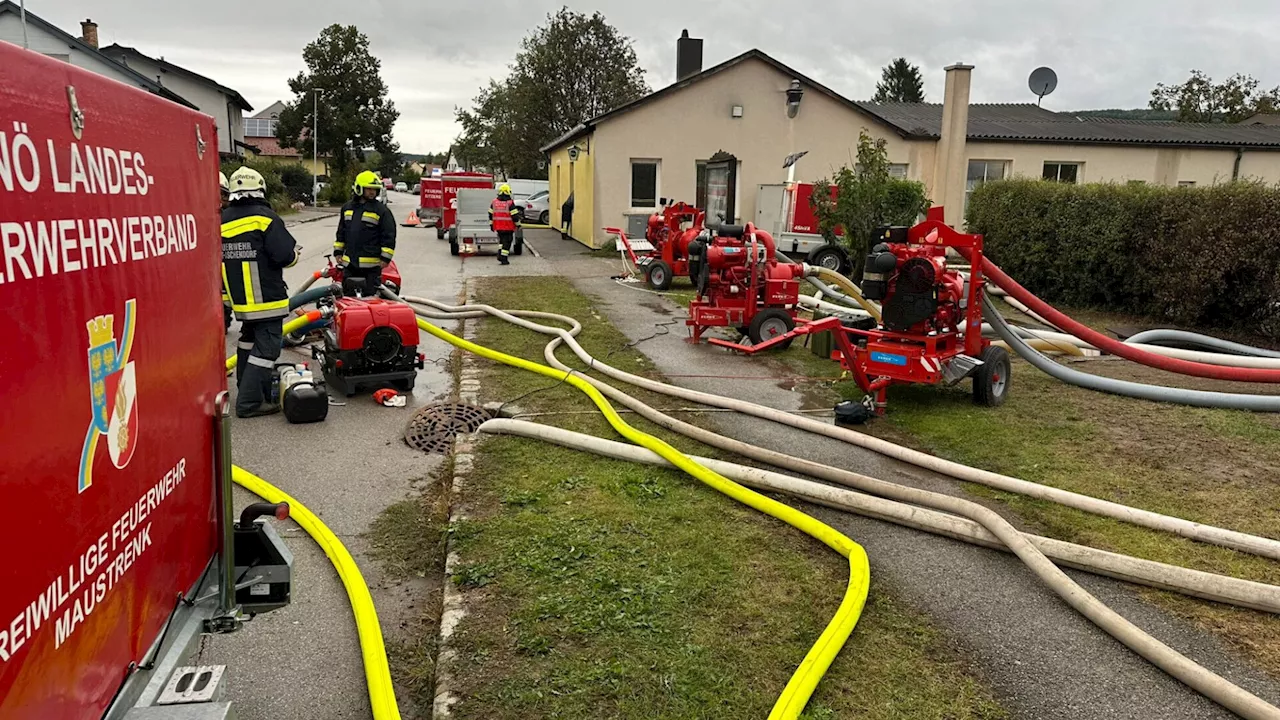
left=1178, top=180, right=1196, bottom=187
left=966, top=160, right=1009, bottom=208
left=1043, top=162, right=1081, bottom=183
left=888, top=163, right=909, bottom=179
left=631, top=160, right=659, bottom=208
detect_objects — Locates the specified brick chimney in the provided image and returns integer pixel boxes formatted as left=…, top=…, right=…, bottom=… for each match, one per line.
left=80, top=19, right=98, bottom=49
left=931, top=63, right=973, bottom=226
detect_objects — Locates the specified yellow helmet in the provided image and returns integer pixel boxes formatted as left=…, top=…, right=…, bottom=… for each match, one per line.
left=498, top=183, right=512, bottom=195
left=219, top=171, right=230, bottom=195
left=229, top=166, right=265, bottom=193
left=354, top=170, right=382, bottom=192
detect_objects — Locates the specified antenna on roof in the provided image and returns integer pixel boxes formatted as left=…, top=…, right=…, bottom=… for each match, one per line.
left=1028, top=67, right=1058, bottom=107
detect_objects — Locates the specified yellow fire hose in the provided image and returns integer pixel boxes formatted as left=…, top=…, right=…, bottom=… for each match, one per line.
left=412, top=317, right=871, bottom=719
left=231, top=466, right=400, bottom=720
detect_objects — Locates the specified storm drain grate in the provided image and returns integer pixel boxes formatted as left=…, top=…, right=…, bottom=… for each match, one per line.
left=404, top=403, right=493, bottom=454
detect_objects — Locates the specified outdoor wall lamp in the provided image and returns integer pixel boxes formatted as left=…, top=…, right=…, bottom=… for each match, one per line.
left=786, top=79, right=804, bottom=118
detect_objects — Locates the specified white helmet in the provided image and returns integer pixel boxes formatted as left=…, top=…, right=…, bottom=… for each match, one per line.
left=229, top=166, right=266, bottom=193
left=219, top=171, right=230, bottom=195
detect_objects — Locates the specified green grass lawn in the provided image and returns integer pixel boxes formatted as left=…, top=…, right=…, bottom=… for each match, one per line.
left=443, top=276, right=1006, bottom=720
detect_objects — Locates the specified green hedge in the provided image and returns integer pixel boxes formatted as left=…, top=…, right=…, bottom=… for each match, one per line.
left=966, top=179, right=1280, bottom=338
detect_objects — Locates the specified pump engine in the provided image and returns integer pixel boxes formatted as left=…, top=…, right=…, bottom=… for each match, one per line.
left=861, top=226, right=966, bottom=335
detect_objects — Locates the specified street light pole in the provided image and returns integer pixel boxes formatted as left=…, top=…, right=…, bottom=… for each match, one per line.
left=312, top=88, right=324, bottom=207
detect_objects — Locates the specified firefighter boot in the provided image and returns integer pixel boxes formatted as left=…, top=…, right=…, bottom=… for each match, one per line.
left=236, top=362, right=280, bottom=418
left=498, top=251, right=510, bottom=266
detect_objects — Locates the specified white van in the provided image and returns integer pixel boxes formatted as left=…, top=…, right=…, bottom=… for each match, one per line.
left=501, top=178, right=549, bottom=203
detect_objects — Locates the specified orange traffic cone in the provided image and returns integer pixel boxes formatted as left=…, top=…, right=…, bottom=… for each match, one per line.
left=402, top=211, right=421, bottom=227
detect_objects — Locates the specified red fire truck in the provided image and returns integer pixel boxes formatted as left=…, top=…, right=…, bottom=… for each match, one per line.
left=754, top=181, right=852, bottom=274
left=0, top=43, right=290, bottom=719
left=432, top=172, right=492, bottom=240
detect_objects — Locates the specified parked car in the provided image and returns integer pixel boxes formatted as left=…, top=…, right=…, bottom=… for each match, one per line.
left=411, top=181, right=421, bottom=194
left=395, top=181, right=408, bottom=192
left=523, top=189, right=550, bottom=225
left=382, top=177, right=394, bottom=189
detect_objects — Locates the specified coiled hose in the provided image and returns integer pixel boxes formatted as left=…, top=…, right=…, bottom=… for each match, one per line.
left=410, top=315, right=871, bottom=720
left=404, top=295, right=1280, bottom=718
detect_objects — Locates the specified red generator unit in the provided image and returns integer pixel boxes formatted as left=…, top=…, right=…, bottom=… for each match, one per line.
left=633, top=199, right=706, bottom=290
left=313, top=297, right=424, bottom=396
left=686, top=223, right=806, bottom=346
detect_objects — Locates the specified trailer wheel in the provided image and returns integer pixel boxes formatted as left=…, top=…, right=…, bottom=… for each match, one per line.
left=748, top=309, right=795, bottom=349
left=647, top=260, right=673, bottom=291
left=807, top=244, right=850, bottom=275
left=436, top=224, right=445, bottom=240
left=973, top=345, right=1011, bottom=407
left=512, top=229, right=524, bottom=256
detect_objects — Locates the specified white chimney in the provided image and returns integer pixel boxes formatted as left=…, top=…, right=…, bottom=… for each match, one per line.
left=932, top=63, right=973, bottom=226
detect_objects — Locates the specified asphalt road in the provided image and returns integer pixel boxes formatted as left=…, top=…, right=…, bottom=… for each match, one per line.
left=202, top=213, right=551, bottom=720
left=530, top=234, right=1280, bottom=720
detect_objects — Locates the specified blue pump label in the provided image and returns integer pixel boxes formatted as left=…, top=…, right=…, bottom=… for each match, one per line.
left=870, top=351, right=908, bottom=366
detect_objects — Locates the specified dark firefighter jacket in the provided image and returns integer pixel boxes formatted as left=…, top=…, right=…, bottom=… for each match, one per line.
left=336, top=197, right=397, bottom=268
left=221, top=198, right=301, bottom=321
left=488, top=193, right=521, bottom=232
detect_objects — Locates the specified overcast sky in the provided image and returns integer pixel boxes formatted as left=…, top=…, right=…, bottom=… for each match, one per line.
left=36, top=0, right=1280, bottom=153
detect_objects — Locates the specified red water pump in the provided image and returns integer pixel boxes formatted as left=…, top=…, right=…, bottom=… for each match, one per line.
left=632, top=200, right=706, bottom=290
left=712, top=209, right=1010, bottom=417
left=686, top=223, right=805, bottom=346
left=310, top=257, right=424, bottom=396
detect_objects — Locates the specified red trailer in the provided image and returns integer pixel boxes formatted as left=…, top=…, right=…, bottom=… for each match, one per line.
left=419, top=176, right=443, bottom=236
left=435, top=172, right=493, bottom=240
left=0, top=43, right=290, bottom=718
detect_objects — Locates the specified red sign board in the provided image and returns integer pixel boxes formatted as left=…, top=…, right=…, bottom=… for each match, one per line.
left=789, top=182, right=839, bottom=235
left=0, top=44, right=223, bottom=718
left=419, top=177, right=443, bottom=211
left=440, top=173, right=492, bottom=229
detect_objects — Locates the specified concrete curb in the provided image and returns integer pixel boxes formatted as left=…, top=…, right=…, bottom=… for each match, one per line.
left=431, top=280, right=481, bottom=720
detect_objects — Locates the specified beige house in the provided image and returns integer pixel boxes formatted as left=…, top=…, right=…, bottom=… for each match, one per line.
left=543, top=42, right=1280, bottom=247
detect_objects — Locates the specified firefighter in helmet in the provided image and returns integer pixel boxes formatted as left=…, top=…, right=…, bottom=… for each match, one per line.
left=220, top=171, right=233, bottom=332
left=222, top=166, right=302, bottom=418
left=335, top=171, right=396, bottom=295
left=489, top=183, right=520, bottom=265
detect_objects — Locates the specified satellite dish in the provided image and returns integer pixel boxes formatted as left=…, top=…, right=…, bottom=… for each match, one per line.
left=1029, top=67, right=1058, bottom=106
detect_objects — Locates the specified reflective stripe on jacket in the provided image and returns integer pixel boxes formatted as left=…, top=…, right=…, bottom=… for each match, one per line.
left=489, top=196, right=519, bottom=232
left=336, top=198, right=396, bottom=268
left=221, top=199, right=300, bottom=321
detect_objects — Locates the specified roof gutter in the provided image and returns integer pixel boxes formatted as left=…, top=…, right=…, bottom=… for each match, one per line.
left=1233, top=147, right=1244, bottom=181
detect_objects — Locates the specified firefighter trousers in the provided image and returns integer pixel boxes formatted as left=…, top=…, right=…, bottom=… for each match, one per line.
left=236, top=319, right=283, bottom=416
left=498, top=231, right=514, bottom=257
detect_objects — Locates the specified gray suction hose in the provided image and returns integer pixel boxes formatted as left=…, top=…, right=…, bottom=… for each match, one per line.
left=483, top=419, right=1280, bottom=614
left=401, top=294, right=1280, bottom=561
left=398, top=294, right=1280, bottom=717
left=983, top=295, right=1280, bottom=412
left=1125, top=329, right=1280, bottom=358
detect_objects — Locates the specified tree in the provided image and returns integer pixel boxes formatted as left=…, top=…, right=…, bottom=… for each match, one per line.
left=872, top=58, right=925, bottom=103
left=1150, top=70, right=1280, bottom=123
left=276, top=24, right=400, bottom=175
left=453, top=8, right=649, bottom=178
left=810, top=131, right=931, bottom=280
